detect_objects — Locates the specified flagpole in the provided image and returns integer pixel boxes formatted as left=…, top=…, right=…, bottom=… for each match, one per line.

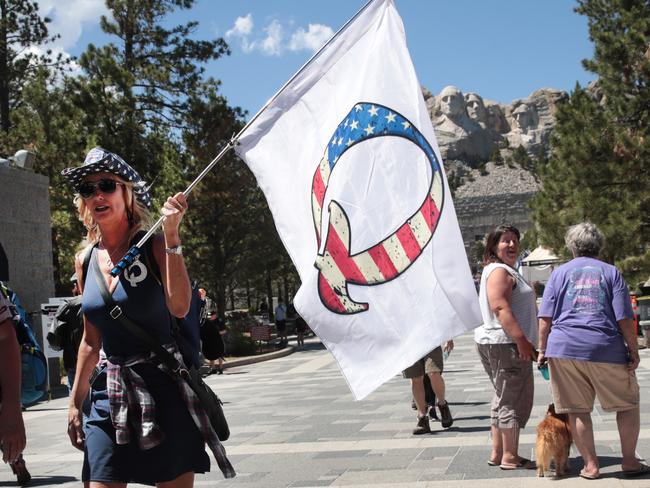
left=232, top=0, right=376, bottom=142
left=110, top=0, right=378, bottom=277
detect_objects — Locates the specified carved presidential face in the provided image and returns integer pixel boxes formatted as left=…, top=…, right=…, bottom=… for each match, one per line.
left=465, top=93, right=486, bottom=122
left=439, top=86, right=465, bottom=118
left=513, top=104, right=532, bottom=131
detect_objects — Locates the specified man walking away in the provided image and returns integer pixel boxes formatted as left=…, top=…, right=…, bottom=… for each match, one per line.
left=403, top=341, right=454, bottom=434
left=275, top=299, right=288, bottom=345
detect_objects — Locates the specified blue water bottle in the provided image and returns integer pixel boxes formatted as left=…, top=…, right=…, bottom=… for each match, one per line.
left=538, top=362, right=550, bottom=380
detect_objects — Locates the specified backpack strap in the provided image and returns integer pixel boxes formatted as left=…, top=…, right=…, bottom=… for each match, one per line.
left=81, top=243, right=99, bottom=287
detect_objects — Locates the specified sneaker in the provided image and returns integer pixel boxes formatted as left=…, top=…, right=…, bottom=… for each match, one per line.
left=427, top=405, right=439, bottom=421
left=413, top=415, right=431, bottom=435
left=438, top=401, right=453, bottom=428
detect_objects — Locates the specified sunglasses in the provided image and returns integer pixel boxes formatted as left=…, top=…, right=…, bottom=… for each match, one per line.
left=78, top=179, right=124, bottom=199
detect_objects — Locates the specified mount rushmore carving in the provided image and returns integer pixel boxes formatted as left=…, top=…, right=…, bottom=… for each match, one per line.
left=424, top=85, right=568, bottom=164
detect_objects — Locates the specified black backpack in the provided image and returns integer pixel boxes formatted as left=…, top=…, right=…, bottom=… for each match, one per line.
left=47, top=296, right=83, bottom=371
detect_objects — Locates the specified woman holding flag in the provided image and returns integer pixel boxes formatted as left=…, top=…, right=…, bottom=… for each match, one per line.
left=63, top=148, right=233, bottom=487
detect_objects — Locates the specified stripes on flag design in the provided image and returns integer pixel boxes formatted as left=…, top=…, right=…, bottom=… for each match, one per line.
left=311, top=102, right=445, bottom=315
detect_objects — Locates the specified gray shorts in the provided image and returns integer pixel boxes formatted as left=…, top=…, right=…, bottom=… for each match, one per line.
left=402, top=347, right=444, bottom=378
left=477, top=343, right=533, bottom=429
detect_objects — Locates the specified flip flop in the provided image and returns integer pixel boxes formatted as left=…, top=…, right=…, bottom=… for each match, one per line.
left=500, top=458, right=535, bottom=470
left=623, top=463, right=650, bottom=478
left=487, top=460, right=499, bottom=466
left=579, top=468, right=600, bottom=480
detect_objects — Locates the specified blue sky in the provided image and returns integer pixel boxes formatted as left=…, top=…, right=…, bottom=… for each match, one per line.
left=42, top=0, right=595, bottom=118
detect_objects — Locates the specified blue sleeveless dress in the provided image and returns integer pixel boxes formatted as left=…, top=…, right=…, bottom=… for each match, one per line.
left=81, top=250, right=210, bottom=485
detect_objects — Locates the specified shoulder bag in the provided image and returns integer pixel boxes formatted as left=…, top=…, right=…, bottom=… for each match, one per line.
left=90, top=249, right=230, bottom=441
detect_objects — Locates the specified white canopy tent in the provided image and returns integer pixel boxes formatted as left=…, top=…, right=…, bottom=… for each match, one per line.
left=520, top=246, right=561, bottom=285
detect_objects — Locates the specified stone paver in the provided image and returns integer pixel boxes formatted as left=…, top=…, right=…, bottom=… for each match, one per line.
left=4, top=333, right=650, bottom=487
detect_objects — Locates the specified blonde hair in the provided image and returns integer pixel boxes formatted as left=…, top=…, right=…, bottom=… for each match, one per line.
left=75, top=179, right=153, bottom=244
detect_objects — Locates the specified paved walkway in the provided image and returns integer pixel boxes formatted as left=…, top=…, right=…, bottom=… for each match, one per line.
left=4, top=333, right=650, bottom=487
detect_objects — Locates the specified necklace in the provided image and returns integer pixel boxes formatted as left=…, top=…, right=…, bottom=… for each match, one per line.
left=100, top=236, right=130, bottom=269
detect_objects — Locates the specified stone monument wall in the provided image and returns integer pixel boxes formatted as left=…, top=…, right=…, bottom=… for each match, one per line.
left=0, top=165, right=55, bottom=327
left=0, top=165, right=59, bottom=390
left=455, top=191, right=537, bottom=253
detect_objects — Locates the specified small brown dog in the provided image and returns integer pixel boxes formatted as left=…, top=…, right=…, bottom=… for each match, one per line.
left=536, top=403, right=572, bottom=477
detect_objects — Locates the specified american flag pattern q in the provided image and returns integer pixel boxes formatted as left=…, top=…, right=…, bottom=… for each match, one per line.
left=311, top=102, right=444, bottom=314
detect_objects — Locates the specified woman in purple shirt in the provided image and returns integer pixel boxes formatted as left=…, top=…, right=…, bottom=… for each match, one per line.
left=537, top=223, right=647, bottom=479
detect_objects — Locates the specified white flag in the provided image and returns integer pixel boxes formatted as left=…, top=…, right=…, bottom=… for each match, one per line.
left=235, top=0, right=481, bottom=400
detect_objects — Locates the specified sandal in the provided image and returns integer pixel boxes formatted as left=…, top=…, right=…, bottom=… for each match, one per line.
left=500, top=458, right=536, bottom=470
left=579, top=469, right=600, bottom=480
left=487, top=459, right=499, bottom=466
left=623, top=463, right=650, bottom=478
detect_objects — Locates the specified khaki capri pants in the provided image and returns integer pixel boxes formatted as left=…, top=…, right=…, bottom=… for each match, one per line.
left=477, top=343, right=534, bottom=429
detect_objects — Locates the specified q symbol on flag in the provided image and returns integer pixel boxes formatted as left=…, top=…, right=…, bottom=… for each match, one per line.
left=311, top=102, right=445, bottom=315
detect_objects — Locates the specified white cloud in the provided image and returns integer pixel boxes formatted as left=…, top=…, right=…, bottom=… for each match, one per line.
left=29, top=0, right=109, bottom=79
left=289, top=24, right=334, bottom=53
left=20, top=45, right=82, bottom=85
left=38, top=0, right=109, bottom=50
left=259, top=20, right=284, bottom=56
left=225, top=14, right=254, bottom=39
left=226, top=14, right=333, bottom=57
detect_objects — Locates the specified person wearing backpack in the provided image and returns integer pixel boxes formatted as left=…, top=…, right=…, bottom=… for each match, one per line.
left=63, top=147, right=234, bottom=487
left=0, top=282, right=30, bottom=485
left=1, top=282, right=48, bottom=411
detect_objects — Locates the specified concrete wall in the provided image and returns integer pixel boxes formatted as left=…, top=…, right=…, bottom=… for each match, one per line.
left=0, top=165, right=59, bottom=391
left=0, top=165, right=55, bottom=314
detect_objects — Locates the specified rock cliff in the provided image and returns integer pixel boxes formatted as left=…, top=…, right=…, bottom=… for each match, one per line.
left=425, top=86, right=568, bottom=164
left=423, top=85, right=568, bottom=264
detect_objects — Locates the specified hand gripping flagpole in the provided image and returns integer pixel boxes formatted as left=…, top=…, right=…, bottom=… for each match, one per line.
left=110, top=0, right=376, bottom=278
left=109, top=139, right=237, bottom=276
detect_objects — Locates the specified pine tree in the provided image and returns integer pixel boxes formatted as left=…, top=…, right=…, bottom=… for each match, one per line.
left=70, top=0, right=229, bottom=179
left=179, top=87, right=261, bottom=315
left=3, top=67, right=89, bottom=292
left=531, top=0, right=650, bottom=285
left=0, top=0, right=60, bottom=133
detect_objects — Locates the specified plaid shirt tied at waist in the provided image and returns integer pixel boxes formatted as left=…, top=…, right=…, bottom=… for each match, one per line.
left=106, top=344, right=235, bottom=478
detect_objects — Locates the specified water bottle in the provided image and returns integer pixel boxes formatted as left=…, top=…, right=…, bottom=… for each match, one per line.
left=538, top=362, right=550, bottom=380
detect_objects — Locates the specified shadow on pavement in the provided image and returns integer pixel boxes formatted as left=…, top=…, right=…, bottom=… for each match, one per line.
left=448, top=401, right=489, bottom=407
left=444, top=425, right=491, bottom=433
left=0, top=475, right=77, bottom=486
left=451, top=415, right=491, bottom=422
left=294, top=341, right=325, bottom=351
left=592, top=455, right=623, bottom=469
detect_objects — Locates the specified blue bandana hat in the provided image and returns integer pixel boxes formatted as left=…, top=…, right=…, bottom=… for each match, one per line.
left=61, top=147, right=152, bottom=208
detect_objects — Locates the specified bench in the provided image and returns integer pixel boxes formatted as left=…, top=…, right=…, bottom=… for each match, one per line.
left=250, top=324, right=272, bottom=351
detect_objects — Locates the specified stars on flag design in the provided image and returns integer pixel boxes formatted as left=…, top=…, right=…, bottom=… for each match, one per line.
left=310, top=102, right=445, bottom=314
